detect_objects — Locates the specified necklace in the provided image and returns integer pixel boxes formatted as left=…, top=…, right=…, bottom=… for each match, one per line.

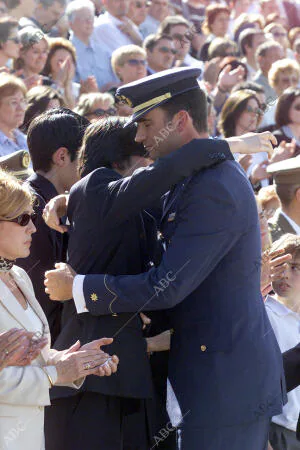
left=0, top=256, right=15, bottom=272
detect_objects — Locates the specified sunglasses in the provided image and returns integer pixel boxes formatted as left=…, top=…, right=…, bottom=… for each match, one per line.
left=273, top=32, right=287, bottom=38
left=171, top=32, right=193, bottom=42
left=158, top=46, right=177, bottom=55
left=135, top=1, right=151, bottom=7
left=86, top=107, right=116, bottom=117
left=7, top=36, right=20, bottom=44
left=3, top=213, right=37, bottom=227
left=126, top=59, right=147, bottom=66
left=246, top=105, right=264, bottom=116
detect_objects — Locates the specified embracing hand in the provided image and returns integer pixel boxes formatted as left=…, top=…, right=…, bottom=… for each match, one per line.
left=228, top=132, right=277, bottom=158
left=43, top=194, right=69, bottom=233
left=45, top=263, right=76, bottom=301
left=261, top=248, right=293, bottom=297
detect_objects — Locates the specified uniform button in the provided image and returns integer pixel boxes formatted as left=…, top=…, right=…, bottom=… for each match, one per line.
left=200, top=345, right=207, bottom=352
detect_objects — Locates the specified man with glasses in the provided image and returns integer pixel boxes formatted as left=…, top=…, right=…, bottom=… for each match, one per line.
left=19, top=0, right=66, bottom=34
left=127, top=0, right=151, bottom=30
left=158, top=15, right=203, bottom=73
left=144, top=33, right=176, bottom=74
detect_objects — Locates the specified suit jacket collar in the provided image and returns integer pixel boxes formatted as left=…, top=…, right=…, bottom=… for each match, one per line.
left=0, top=266, right=50, bottom=362
left=27, top=172, right=58, bottom=203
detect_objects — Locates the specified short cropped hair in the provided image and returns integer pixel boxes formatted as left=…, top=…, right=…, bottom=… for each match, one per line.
left=111, top=45, right=146, bottom=75
left=268, top=59, right=300, bottom=89
left=143, top=33, right=173, bottom=52
left=158, top=15, right=191, bottom=36
left=275, top=87, right=300, bottom=127
left=255, top=40, right=282, bottom=59
left=66, top=0, right=95, bottom=22
left=239, top=29, right=264, bottom=56
left=27, top=108, right=89, bottom=172
left=207, top=37, right=237, bottom=60
left=0, top=16, right=18, bottom=47
left=79, top=117, right=146, bottom=177
left=159, top=88, right=208, bottom=134
left=276, top=183, right=300, bottom=207
left=232, top=81, right=265, bottom=95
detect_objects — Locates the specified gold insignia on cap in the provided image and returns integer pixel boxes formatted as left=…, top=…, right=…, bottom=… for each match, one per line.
left=90, top=293, right=98, bottom=302
left=22, top=152, right=30, bottom=168
left=117, top=95, right=133, bottom=107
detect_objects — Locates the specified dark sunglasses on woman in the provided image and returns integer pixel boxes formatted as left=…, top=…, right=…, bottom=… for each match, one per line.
left=85, top=107, right=117, bottom=117
left=3, top=213, right=37, bottom=227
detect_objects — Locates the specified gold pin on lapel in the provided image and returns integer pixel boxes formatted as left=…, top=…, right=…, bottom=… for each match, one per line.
left=90, top=293, right=98, bottom=302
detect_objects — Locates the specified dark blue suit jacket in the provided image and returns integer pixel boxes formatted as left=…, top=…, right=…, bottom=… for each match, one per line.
left=53, top=138, right=233, bottom=400
left=80, top=149, right=287, bottom=428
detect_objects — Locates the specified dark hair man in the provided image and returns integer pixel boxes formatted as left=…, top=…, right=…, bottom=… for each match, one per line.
left=238, top=28, right=266, bottom=80
left=144, top=34, right=176, bottom=74
left=17, top=109, right=89, bottom=343
left=44, top=112, right=235, bottom=450
left=45, top=67, right=283, bottom=450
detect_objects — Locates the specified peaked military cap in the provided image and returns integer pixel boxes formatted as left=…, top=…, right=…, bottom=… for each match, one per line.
left=116, top=67, right=202, bottom=125
left=267, top=155, right=300, bottom=185
left=0, top=150, right=32, bottom=180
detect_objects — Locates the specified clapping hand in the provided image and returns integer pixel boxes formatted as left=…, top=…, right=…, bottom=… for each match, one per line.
left=261, top=248, right=293, bottom=297
left=217, top=64, right=246, bottom=93
left=270, top=139, right=296, bottom=164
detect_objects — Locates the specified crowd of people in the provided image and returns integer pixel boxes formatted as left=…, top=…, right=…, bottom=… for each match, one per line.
left=0, top=0, right=299, bottom=449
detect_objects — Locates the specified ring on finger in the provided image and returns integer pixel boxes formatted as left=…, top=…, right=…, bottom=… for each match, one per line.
left=84, top=361, right=93, bottom=370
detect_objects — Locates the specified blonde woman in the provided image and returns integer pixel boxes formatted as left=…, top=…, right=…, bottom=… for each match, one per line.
left=0, top=170, right=119, bottom=450
left=74, top=92, right=116, bottom=122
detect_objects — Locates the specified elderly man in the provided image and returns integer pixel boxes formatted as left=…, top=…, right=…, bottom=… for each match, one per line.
left=67, top=0, right=114, bottom=89
left=140, top=0, right=169, bottom=38
left=19, top=0, right=66, bottom=33
left=94, top=0, right=143, bottom=54
left=144, top=33, right=176, bottom=74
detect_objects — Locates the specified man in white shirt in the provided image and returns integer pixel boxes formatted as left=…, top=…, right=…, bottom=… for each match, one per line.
left=267, top=156, right=300, bottom=242
left=94, top=0, right=143, bottom=55
left=67, top=0, right=114, bottom=89
left=265, top=233, right=300, bottom=450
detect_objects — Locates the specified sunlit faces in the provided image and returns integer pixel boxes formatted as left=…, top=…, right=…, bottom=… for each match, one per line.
left=275, top=70, right=300, bottom=96
left=71, top=8, right=94, bottom=38
left=235, top=97, right=263, bottom=135
left=148, top=0, right=169, bottom=22
left=259, top=46, right=285, bottom=74
left=117, top=54, right=147, bottom=83
left=42, top=1, right=66, bottom=32
left=0, top=89, right=27, bottom=130
left=169, top=24, right=192, bottom=60
left=105, top=0, right=129, bottom=18
left=0, top=206, right=36, bottom=260
left=135, top=107, right=181, bottom=159
left=272, top=254, right=300, bottom=306
left=269, top=25, right=289, bottom=49
left=2, top=27, right=21, bottom=60
left=49, top=48, right=75, bottom=78
left=210, top=11, right=230, bottom=38
left=288, top=96, right=300, bottom=125
left=127, top=0, right=150, bottom=26
left=21, top=38, right=49, bottom=75
left=147, top=38, right=176, bottom=72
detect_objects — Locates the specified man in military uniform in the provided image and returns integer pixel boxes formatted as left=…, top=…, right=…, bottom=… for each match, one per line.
left=267, top=156, right=300, bottom=242
left=45, top=67, right=286, bottom=450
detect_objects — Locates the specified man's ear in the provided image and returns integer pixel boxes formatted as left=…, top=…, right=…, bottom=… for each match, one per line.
left=52, top=147, right=70, bottom=167
left=172, top=110, right=190, bottom=134
left=295, top=187, right=300, bottom=204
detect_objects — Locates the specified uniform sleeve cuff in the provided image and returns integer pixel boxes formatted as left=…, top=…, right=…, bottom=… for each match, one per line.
left=73, top=275, right=88, bottom=314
